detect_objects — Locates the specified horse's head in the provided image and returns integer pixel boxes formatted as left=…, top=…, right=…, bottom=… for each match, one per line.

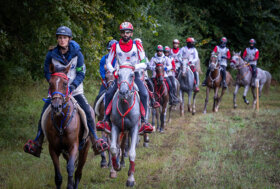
left=209, top=53, right=219, bottom=71
left=105, top=70, right=115, bottom=88
left=117, top=65, right=135, bottom=100
left=230, top=51, right=244, bottom=69
left=156, top=63, right=164, bottom=85
left=49, top=63, right=71, bottom=115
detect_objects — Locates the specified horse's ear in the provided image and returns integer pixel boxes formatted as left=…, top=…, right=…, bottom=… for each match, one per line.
left=49, top=63, right=55, bottom=73
left=233, top=51, right=235, bottom=54
left=64, top=62, right=72, bottom=74
left=238, top=51, right=241, bottom=55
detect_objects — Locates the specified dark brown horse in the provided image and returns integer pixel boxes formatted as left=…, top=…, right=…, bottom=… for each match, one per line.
left=152, top=64, right=169, bottom=133
left=203, top=54, right=232, bottom=113
left=45, top=63, right=90, bottom=189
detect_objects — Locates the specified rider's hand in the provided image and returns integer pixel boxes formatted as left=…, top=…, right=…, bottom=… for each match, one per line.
left=69, top=84, right=76, bottom=93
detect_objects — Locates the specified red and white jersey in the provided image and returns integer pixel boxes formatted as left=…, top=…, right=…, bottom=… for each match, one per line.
left=213, top=45, right=231, bottom=66
left=170, top=48, right=181, bottom=69
left=242, top=47, right=259, bottom=65
left=106, top=39, right=147, bottom=73
left=150, top=54, right=172, bottom=78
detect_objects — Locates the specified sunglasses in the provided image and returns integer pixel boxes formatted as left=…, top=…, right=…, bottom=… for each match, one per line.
left=157, top=50, right=163, bottom=52
left=121, top=30, right=132, bottom=34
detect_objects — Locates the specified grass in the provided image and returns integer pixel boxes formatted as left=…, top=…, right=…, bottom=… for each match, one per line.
left=0, top=78, right=279, bottom=188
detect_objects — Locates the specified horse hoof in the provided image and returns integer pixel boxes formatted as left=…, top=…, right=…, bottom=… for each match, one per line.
left=192, top=112, right=195, bottom=115
left=143, top=142, right=149, bottom=148
left=126, top=180, right=135, bottom=187
left=234, top=105, right=237, bottom=109
left=121, top=161, right=125, bottom=168
left=203, top=111, right=206, bottom=114
left=110, top=171, right=117, bottom=178
left=100, top=160, right=108, bottom=168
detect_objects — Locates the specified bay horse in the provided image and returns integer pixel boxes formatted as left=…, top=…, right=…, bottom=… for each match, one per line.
left=110, top=64, right=141, bottom=187
left=203, top=53, right=233, bottom=113
left=177, top=61, right=197, bottom=116
left=230, top=52, right=271, bottom=109
left=45, top=63, right=90, bottom=189
left=152, top=63, right=169, bottom=133
left=93, top=71, right=115, bottom=168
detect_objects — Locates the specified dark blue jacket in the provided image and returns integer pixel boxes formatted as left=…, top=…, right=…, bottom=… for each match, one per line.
left=99, top=54, right=116, bottom=80
left=44, top=40, right=85, bottom=88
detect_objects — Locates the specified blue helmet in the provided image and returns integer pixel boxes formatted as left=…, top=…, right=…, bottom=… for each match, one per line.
left=107, top=39, right=118, bottom=50
left=56, top=26, right=72, bottom=37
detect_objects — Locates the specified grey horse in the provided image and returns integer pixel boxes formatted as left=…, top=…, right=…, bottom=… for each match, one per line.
left=110, top=65, right=141, bottom=187
left=230, top=52, right=271, bottom=109
left=177, top=64, right=197, bottom=116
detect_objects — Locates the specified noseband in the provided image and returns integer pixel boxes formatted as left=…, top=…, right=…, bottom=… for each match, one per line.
left=117, top=65, right=135, bottom=91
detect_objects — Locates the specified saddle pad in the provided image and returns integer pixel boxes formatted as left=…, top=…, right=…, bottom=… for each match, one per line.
left=41, top=97, right=89, bottom=142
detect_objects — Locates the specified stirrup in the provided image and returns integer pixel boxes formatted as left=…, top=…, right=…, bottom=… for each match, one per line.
left=23, top=139, right=42, bottom=158
left=152, top=101, right=160, bottom=108
left=139, top=122, right=153, bottom=135
left=93, top=138, right=109, bottom=155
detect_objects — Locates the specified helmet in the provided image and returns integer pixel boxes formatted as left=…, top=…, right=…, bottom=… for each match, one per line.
left=249, top=38, right=256, bottom=44
left=164, top=46, right=171, bottom=52
left=134, top=38, right=142, bottom=44
left=120, top=22, right=133, bottom=31
left=56, top=26, right=72, bottom=37
left=107, top=39, right=118, bottom=50
left=173, top=39, right=180, bottom=44
left=221, top=37, right=227, bottom=43
left=156, top=45, right=163, bottom=51
left=186, top=37, right=195, bottom=43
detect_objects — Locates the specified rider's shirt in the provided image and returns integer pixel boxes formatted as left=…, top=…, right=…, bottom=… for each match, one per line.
left=44, top=40, right=85, bottom=96
left=179, top=46, right=199, bottom=66
left=166, top=55, right=176, bottom=77
left=99, top=54, right=116, bottom=80
left=242, top=47, right=259, bottom=65
left=170, top=48, right=181, bottom=70
left=150, top=54, right=172, bottom=78
left=213, top=45, right=231, bottom=67
left=106, top=39, right=147, bottom=73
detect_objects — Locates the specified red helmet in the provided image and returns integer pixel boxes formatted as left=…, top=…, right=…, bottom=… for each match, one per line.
left=221, top=37, right=227, bottom=43
left=156, top=45, right=163, bottom=51
left=164, top=46, right=171, bottom=52
left=186, top=37, right=195, bottom=43
left=249, top=38, right=256, bottom=44
left=173, top=39, right=180, bottom=44
left=120, top=22, right=133, bottom=31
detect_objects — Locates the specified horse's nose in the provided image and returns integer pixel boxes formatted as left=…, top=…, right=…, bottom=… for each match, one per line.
left=119, top=89, right=128, bottom=96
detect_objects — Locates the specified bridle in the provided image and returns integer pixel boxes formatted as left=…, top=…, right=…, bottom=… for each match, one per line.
left=117, top=65, right=135, bottom=91
left=49, top=72, right=70, bottom=106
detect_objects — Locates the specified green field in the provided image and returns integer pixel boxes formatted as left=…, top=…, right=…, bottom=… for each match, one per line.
left=0, top=80, right=279, bottom=188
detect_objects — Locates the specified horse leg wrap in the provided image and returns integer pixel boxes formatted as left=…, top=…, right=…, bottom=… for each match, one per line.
left=128, top=161, right=135, bottom=176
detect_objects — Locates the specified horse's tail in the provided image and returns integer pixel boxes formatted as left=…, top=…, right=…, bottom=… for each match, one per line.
left=264, top=71, right=272, bottom=94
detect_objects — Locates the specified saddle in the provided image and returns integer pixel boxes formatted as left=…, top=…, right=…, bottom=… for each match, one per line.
left=94, top=90, right=106, bottom=116
left=41, top=96, right=89, bottom=142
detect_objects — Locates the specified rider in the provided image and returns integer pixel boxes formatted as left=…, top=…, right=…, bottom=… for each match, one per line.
left=179, top=37, right=200, bottom=92
left=202, top=37, right=231, bottom=88
left=164, top=46, right=180, bottom=103
left=242, top=38, right=259, bottom=86
left=170, top=39, right=181, bottom=77
left=134, top=38, right=160, bottom=109
left=98, top=39, right=117, bottom=95
left=24, top=26, right=108, bottom=157
left=150, top=45, right=180, bottom=105
left=96, top=22, right=154, bottom=135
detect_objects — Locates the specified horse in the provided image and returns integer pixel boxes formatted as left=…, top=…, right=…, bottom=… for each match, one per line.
left=203, top=53, right=233, bottom=113
left=177, top=61, right=198, bottom=116
left=110, top=64, right=141, bottom=187
left=93, top=71, right=115, bottom=168
left=151, top=63, right=169, bottom=133
left=230, top=52, right=271, bottom=109
left=44, top=63, right=90, bottom=189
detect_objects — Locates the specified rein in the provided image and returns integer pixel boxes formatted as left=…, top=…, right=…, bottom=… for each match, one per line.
left=231, top=57, right=250, bottom=82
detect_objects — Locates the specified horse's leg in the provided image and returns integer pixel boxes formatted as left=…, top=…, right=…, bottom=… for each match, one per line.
left=120, top=133, right=126, bottom=167
left=100, top=132, right=108, bottom=168
left=233, top=84, right=240, bottom=109
left=192, top=92, right=197, bottom=115
left=259, top=83, right=264, bottom=97
left=216, top=87, right=226, bottom=111
left=203, top=87, right=210, bottom=114
left=160, top=100, right=168, bottom=133
left=180, top=91, right=184, bottom=116
left=243, top=85, right=250, bottom=105
left=143, top=133, right=149, bottom=147
left=66, top=145, right=78, bottom=189
left=110, top=125, right=121, bottom=171
left=107, top=135, right=112, bottom=167
left=49, top=146, right=62, bottom=189
left=156, top=106, right=160, bottom=132
left=126, top=124, right=138, bottom=187
left=251, top=86, right=257, bottom=109
left=187, top=91, right=192, bottom=112
left=213, top=87, right=219, bottom=112
left=74, top=139, right=90, bottom=189
left=152, top=108, right=156, bottom=131
left=168, top=105, right=172, bottom=123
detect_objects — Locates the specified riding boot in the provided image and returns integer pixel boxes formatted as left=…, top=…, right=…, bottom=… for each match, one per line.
left=193, top=72, right=200, bottom=92
left=202, top=68, right=210, bottom=86
left=251, top=65, right=257, bottom=87
left=23, top=101, right=50, bottom=157
left=221, top=68, right=228, bottom=88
